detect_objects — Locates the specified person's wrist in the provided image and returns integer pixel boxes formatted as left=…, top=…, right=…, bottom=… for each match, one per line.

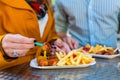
left=57, top=32, right=67, bottom=40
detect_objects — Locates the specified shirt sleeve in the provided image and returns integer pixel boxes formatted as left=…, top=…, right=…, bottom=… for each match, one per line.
left=54, top=0, right=68, bottom=33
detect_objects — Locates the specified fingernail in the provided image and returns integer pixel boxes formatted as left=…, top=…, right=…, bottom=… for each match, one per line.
left=34, top=40, right=37, bottom=42
left=34, top=40, right=37, bottom=46
left=53, top=46, right=56, bottom=49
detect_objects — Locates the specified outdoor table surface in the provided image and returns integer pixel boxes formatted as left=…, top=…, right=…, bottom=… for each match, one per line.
left=0, top=57, right=120, bottom=80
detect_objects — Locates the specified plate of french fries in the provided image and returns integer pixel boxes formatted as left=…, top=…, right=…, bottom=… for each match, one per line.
left=30, top=50, right=96, bottom=69
left=77, top=44, right=120, bottom=59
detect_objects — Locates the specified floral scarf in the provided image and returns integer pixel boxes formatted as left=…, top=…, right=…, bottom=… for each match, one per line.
left=26, top=0, right=48, bottom=19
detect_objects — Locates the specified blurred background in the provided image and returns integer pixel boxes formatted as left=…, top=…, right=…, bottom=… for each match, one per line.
left=51, top=0, right=120, bottom=47
left=52, top=0, right=55, bottom=5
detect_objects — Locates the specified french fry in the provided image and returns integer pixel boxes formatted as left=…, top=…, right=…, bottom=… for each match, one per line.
left=77, top=47, right=83, bottom=52
left=76, top=54, right=82, bottom=65
left=56, top=50, right=95, bottom=66
left=56, top=52, right=62, bottom=60
left=58, top=51, right=74, bottom=62
left=57, top=60, right=66, bottom=66
left=81, top=59, right=86, bottom=64
left=73, top=55, right=79, bottom=61
left=66, top=58, right=72, bottom=65
left=70, top=56, right=76, bottom=65
left=86, top=44, right=91, bottom=48
left=89, top=46, right=94, bottom=53
left=103, top=45, right=108, bottom=51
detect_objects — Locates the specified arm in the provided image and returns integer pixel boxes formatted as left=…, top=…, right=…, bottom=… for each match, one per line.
left=54, top=0, right=68, bottom=37
left=54, top=1, right=79, bottom=49
left=42, top=1, right=71, bottom=53
left=0, top=18, right=35, bottom=70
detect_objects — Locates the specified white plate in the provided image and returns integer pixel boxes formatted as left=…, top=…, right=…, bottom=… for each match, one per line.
left=90, top=53, right=120, bottom=59
left=30, top=58, right=96, bottom=69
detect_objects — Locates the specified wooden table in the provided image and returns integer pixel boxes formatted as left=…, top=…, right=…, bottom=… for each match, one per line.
left=0, top=57, right=120, bottom=80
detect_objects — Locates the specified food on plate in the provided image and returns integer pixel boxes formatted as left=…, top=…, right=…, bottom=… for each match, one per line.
left=48, top=57, right=59, bottom=66
left=37, top=49, right=59, bottom=66
left=56, top=50, right=95, bottom=66
left=37, top=44, right=95, bottom=66
left=77, top=44, right=119, bottom=55
left=37, top=49, right=48, bottom=66
left=42, top=42, right=51, bottom=51
left=37, top=56, right=59, bottom=66
left=37, top=56, right=48, bottom=66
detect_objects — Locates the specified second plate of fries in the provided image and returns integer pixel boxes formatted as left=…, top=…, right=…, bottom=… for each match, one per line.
left=77, top=44, right=120, bottom=59
left=90, top=54, right=120, bottom=59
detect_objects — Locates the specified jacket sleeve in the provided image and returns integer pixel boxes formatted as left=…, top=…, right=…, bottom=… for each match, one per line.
left=0, top=10, right=17, bottom=61
left=0, top=11, right=8, bottom=60
left=45, top=1, right=59, bottom=43
left=0, top=34, right=7, bottom=58
left=47, top=15, right=59, bottom=43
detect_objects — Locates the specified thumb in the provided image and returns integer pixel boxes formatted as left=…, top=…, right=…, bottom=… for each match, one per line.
left=54, top=39, right=63, bottom=47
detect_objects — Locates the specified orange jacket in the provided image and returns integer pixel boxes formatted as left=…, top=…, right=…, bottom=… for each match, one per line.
left=0, top=0, right=58, bottom=70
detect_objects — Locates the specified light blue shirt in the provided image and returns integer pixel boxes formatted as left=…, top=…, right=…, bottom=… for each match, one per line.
left=55, top=0, right=120, bottom=48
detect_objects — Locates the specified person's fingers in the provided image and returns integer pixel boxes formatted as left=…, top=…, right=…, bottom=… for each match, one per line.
left=54, top=39, right=63, bottom=47
left=50, top=45, right=57, bottom=55
left=50, top=48, right=56, bottom=53
left=51, top=43, right=70, bottom=54
left=63, top=42, right=71, bottom=53
left=74, top=42, right=79, bottom=49
left=3, top=34, right=35, bottom=44
left=50, top=52, right=55, bottom=55
left=2, top=42, right=35, bottom=49
left=50, top=50, right=56, bottom=55
left=64, top=37, right=74, bottom=50
left=5, top=49, right=29, bottom=57
left=1, top=34, right=36, bottom=57
left=54, top=46, right=65, bottom=53
left=15, top=49, right=29, bottom=56
left=71, top=39, right=79, bottom=49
